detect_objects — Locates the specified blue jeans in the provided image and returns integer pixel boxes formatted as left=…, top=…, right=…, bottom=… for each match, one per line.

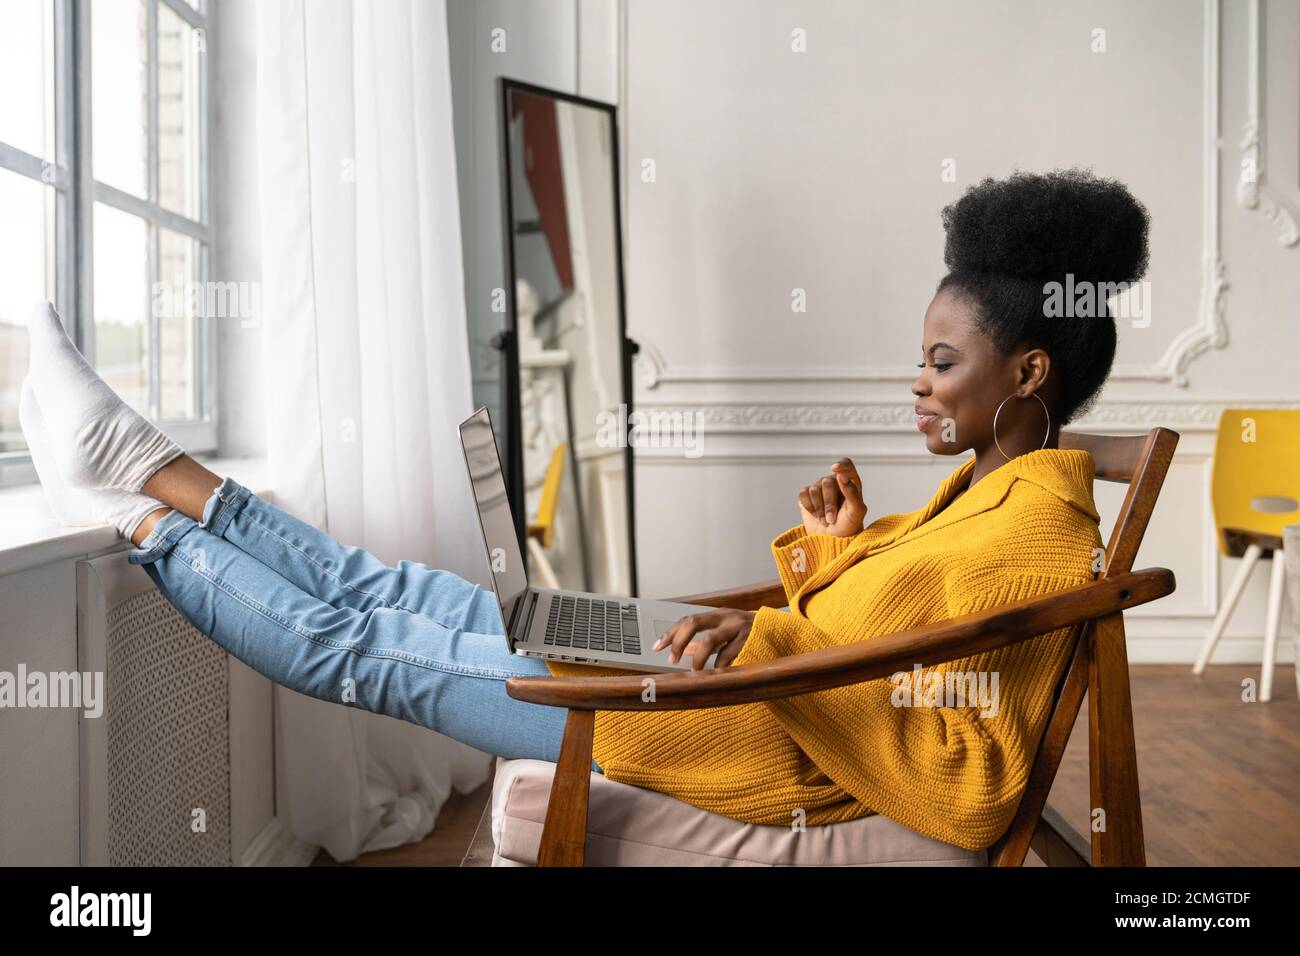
left=127, top=476, right=603, bottom=774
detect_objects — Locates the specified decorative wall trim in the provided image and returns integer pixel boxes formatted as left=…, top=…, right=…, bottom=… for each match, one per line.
left=1236, top=0, right=1300, bottom=246
left=629, top=0, right=1229, bottom=391
left=1143, top=0, right=1231, bottom=387
left=631, top=399, right=1300, bottom=434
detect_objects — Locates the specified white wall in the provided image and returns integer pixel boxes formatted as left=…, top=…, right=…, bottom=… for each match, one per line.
left=449, top=0, right=574, bottom=435
left=613, top=0, right=1300, bottom=661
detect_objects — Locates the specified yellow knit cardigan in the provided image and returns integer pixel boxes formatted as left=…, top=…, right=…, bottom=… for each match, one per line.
left=544, top=448, right=1104, bottom=851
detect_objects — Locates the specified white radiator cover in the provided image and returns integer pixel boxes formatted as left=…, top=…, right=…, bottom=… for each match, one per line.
left=78, top=553, right=232, bottom=866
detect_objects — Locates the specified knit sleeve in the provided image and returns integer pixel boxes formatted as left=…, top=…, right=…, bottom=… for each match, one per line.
left=732, top=568, right=1088, bottom=851
left=770, top=525, right=857, bottom=605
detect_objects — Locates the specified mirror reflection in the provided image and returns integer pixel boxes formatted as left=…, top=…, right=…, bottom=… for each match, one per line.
left=503, top=85, right=633, bottom=596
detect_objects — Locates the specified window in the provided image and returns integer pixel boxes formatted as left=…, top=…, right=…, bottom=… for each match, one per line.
left=0, top=0, right=212, bottom=485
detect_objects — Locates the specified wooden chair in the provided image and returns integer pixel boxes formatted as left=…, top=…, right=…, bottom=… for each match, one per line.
left=503, top=427, right=1180, bottom=866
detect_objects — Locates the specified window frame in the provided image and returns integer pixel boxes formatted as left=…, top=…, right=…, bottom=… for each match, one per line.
left=0, top=0, right=216, bottom=487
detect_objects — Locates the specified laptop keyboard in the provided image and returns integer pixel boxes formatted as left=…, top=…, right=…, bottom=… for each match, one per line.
left=544, top=595, right=642, bottom=655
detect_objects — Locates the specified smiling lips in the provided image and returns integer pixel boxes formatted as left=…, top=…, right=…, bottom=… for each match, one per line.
left=915, top=405, right=940, bottom=432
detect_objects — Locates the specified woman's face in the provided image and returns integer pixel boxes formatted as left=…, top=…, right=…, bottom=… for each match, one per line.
left=911, top=287, right=1044, bottom=457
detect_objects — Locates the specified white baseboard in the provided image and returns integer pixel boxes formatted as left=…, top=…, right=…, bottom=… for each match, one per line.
left=1126, top=636, right=1297, bottom=666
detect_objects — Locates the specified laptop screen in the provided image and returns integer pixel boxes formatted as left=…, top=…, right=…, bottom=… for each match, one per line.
left=458, top=407, right=529, bottom=623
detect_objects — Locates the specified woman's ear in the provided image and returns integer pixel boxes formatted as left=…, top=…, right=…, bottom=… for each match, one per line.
left=1018, top=347, right=1052, bottom=394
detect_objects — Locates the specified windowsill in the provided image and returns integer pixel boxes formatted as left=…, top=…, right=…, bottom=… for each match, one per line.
left=0, top=456, right=270, bottom=577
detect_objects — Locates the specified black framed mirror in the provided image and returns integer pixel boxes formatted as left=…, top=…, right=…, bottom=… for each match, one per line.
left=496, top=78, right=638, bottom=597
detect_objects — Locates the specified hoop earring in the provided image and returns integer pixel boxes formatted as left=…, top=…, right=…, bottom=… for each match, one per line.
left=992, top=392, right=1051, bottom=462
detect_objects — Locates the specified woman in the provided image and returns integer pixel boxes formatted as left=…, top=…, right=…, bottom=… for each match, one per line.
left=20, top=168, right=1148, bottom=852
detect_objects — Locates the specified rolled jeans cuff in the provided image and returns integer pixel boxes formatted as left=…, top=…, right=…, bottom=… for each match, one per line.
left=126, top=509, right=197, bottom=566
left=201, top=476, right=252, bottom=538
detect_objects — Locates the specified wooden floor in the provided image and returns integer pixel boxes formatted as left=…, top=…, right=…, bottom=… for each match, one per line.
left=1038, top=663, right=1299, bottom=866
left=312, top=664, right=1300, bottom=867
left=311, top=780, right=495, bottom=867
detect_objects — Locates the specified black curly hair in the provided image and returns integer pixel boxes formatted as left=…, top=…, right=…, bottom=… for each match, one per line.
left=936, top=167, right=1150, bottom=425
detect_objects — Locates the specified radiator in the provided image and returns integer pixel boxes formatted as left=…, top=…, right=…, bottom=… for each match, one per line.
left=77, top=552, right=232, bottom=866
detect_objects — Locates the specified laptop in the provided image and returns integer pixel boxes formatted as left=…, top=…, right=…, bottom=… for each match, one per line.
left=458, top=406, right=720, bottom=672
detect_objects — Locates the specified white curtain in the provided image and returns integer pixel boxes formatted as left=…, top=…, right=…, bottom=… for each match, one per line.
left=254, top=0, right=494, bottom=862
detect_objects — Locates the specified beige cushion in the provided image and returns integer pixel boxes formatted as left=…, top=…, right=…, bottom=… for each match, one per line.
left=490, top=757, right=988, bottom=867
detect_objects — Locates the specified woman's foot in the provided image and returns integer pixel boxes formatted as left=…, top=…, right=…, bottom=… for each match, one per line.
left=19, top=378, right=169, bottom=540
left=26, top=300, right=183, bottom=493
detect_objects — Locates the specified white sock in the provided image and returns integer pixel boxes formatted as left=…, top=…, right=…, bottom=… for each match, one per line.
left=20, top=379, right=169, bottom=539
left=26, top=300, right=183, bottom=493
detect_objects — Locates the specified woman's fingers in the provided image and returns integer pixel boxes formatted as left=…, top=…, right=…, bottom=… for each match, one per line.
left=832, top=458, right=865, bottom=508
left=652, top=611, right=745, bottom=667
left=652, top=612, right=714, bottom=663
left=714, top=633, right=744, bottom=668
left=686, top=620, right=747, bottom=669
left=819, top=475, right=839, bottom=524
left=835, top=469, right=864, bottom=510
left=701, top=610, right=752, bottom=668
left=807, top=482, right=824, bottom=518
left=651, top=616, right=687, bottom=653
left=683, top=629, right=724, bottom=670
left=796, top=488, right=814, bottom=524
left=831, top=458, right=861, bottom=496
left=799, top=478, right=848, bottom=531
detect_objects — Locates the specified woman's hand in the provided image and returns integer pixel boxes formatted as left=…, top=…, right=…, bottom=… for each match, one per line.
left=797, top=457, right=867, bottom=537
left=652, top=608, right=755, bottom=670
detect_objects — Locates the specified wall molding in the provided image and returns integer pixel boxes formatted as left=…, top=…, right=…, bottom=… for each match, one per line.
left=630, top=398, right=1300, bottom=435
left=1236, top=0, right=1300, bottom=246
left=629, top=0, right=1230, bottom=392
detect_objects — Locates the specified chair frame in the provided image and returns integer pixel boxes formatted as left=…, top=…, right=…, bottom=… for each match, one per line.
left=504, top=427, right=1180, bottom=867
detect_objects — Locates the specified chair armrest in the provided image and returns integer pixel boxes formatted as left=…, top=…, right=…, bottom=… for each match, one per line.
left=505, top=567, right=1174, bottom=711
left=664, top=579, right=787, bottom=610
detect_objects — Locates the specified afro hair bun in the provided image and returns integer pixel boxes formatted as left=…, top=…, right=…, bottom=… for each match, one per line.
left=940, top=167, right=1150, bottom=285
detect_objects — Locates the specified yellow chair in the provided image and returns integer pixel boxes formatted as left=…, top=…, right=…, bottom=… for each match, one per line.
left=1192, top=409, right=1300, bottom=699
left=525, top=443, right=566, bottom=590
